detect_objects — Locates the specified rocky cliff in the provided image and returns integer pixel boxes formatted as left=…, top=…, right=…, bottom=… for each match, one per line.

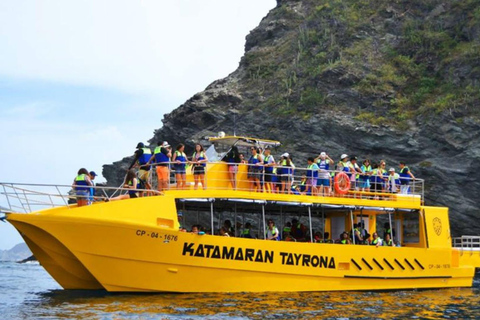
left=103, top=0, right=480, bottom=235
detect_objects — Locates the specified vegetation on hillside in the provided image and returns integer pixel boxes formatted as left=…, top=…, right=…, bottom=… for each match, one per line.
left=242, top=0, right=480, bottom=127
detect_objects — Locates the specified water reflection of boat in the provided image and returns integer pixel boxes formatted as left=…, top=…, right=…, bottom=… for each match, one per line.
left=2, top=135, right=480, bottom=292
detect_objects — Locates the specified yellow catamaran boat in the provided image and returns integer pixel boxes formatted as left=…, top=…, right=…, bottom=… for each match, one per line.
left=2, top=136, right=480, bottom=292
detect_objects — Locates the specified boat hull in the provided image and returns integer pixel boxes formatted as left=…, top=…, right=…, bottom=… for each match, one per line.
left=8, top=211, right=475, bottom=293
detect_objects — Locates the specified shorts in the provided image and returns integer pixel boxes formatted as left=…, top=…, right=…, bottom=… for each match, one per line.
left=371, top=183, right=382, bottom=192
left=248, top=171, right=261, bottom=180
left=264, top=173, right=274, bottom=182
left=228, top=165, right=238, bottom=173
left=129, top=193, right=138, bottom=199
left=138, top=169, right=150, bottom=182
left=307, top=178, right=317, bottom=186
left=280, top=175, right=291, bottom=182
left=156, top=166, right=169, bottom=180
left=317, top=178, right=330, bottom=187
left=75, top=190, right=89, bottom=198
left=175, top=170, right=186, bottom=175
left=193, top=166, right=205, bottom=175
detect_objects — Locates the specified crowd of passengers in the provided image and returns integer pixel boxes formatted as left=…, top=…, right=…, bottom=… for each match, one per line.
left=179, top=214, right=399, bottom=247
left=72, top=140, right=417, bottom=205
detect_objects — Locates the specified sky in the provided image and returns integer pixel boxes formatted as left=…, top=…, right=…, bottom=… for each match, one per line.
left=0, top=0, right=276, bottom=250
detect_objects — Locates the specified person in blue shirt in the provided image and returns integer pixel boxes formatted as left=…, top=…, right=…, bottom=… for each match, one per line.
left=306, top=157, right=319, bottom=196
left=88, top=171, right=97, bottom=203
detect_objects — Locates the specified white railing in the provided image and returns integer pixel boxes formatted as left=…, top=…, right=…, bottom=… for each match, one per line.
left=0, top=162, right=424, bottom=214
left=453, top=236, right=480, bottom=251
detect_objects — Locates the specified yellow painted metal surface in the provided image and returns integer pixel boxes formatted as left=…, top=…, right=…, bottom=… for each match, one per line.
left=6, top=189, right=478, bottom=293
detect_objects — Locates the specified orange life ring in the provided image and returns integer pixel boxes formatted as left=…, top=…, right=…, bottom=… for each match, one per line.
left=334, top=172, right=351, bottom=194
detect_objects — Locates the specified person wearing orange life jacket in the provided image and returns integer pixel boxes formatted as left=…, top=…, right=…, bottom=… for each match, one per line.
left=148, top=141, right=171, bottom=192
left=72, top=168, right=93, bottom=207
left=172, top=143, right=188, bottom=190
left=191, top=143, right=208, bottom=190
left=128, top=142, right=152, bottom=197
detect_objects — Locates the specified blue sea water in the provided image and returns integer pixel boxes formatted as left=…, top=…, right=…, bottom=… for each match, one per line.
left=0, top=261, right=479, bottom=319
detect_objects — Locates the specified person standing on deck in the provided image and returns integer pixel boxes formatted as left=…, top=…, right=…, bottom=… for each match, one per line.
left=148, top=141, right=171, bottom=192
left=172, top=144, right=187, bottom=190
left=247, top=147, right=263, bottom=192
left=128, top=142, right=152, bottom=197
left=72, top=168, right=93, bottom=207
left=88, top=171, right=97, bottom=203
left=306, top=157, right=319, bottom=196
left=263, top=147, right=276, bottom=193
left=191, top=143, right=208, bottom=190
left=315, top=152, right=333, bottom=197
left=399, top=162, right=416, bottom=194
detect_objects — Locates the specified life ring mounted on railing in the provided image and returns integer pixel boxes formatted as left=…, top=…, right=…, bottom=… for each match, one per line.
left=334, top=172, right=350, bottom=194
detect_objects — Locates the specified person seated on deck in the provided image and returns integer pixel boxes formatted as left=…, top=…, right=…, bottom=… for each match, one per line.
left=370, top=232, right=383, bottom=247
left=383, top=223, right=396, bottom=240
left=177, top=212, right=186, bottom=231
left=340, top=232, right=351, bottom=244
left=314, top=231, right=323, bottom=243
left=383, top=233, right=395, bottom=246
left=109, top=169, right=139, bottom=201
left=351, top=223, right=364, bottom=244
left=323, top=232, right=333, bottom=243
left=282, top=222, right=292, bottom=239
left=295, top=175, right=308, bottom=195
left=266, top=219, right=280, bottom=240
left=191, top=225, right=199, bottom=234
left=72, top=168, right=93, bottom=207
left=240, top=222, right=253, bottom=238
left=128, top=142, right=153, bottom=197
left=291, top=219, right=307, bottom=241
left=283, top=231, right=296, bottom=242
left=219, top=227, right=230, bottom=237
left=223, top=219, right=234, bottom=236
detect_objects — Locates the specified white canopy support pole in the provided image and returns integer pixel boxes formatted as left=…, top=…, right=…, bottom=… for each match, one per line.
left=210, top=201, right=214, bottom=235
left=388, top=211, right=394, bottom=247
left=308, top=206, right=313, bottom=242
left=350, top=209, right=355, bottom=245
left=262, top=204, right=266, bottom=240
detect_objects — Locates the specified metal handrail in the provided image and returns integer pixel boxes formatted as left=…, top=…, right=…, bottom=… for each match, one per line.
left=452, top=236, right=480, bottom=250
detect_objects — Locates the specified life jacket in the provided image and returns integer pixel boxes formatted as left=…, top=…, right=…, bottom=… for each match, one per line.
left=283, top=226, right=291, bottom=233
left=371, top=237, right=380, bottom=245
left=400, top=166, right=411, bottom=184
left=138, top=147, right=152, bottom=166
left=127, top=179, right=138, bottom=196
left=299, top=180, right=307, bottom=192
left=307, top=163, right=318, bottom=178
left=317, top=159, right=330, bottom=171
left=75, top=174, right=89, bottom=191
left=388, top=173, right=400, bottom=191
left=154, top=146, right=170, bottom=164
left=242, top=228, right=251, bottom=236
left=370, top=168, right=383, bottom=183
left=248, top=154, right=260, bottom=165
left=263, top=155, right=274, bottom=173
left=341, top=239, right=347, bottom=244
left=361, top=164, right=371, bottom=180
left=174, top=150, right=187, bottom=170
left=266, top=227, right=280, bottom=240
left=385, top=239, right=393, bottom=246
left=193, top=151, right=206, bottom=167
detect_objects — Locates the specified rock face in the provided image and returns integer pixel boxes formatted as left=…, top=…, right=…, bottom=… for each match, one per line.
left=103, top=0, right=480, bottom=236
left=0, top=243, right=32, bottom=261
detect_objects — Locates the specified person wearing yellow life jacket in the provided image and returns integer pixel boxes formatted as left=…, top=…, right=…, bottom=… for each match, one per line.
left=278, top=153, right=294, bottom=194
left=306, top=157, right=319, bottom=196
left=266, top=220, right=280, bottom=240
left=240, top=222, right=253, bottom=238
left=148, top=141, right=171, bottom=192
left=128, top=142, right=152, bottom=197
left=191, top=143, right=208, bottom=190
left=369, top=163, right=384, bottom=198
left=399, top=161, right=416, bottom=194
left=263, top=147, right=276, bottom=193
left=172, top=143, right=188, bottom=190
left=370, top=232, right=383, bottom=247
left=247, top=147, right=263, bottom=192
left=359, top=159, right=372, bottom=193
left=72, top=168, right=93, bottom=207
left=387, top=168, right=400, bottom=193
left=383, top=233, right=394, bottom=246
left=340, top=232, right=351, bottom=244
left=349, top=156, right=363, bottom=195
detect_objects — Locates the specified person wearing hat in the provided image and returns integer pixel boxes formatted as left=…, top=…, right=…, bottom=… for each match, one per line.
left=387, top=168, right=400, bottom=193
left=315, top=152, right=333, bottom=196
left=128, top=142, right=152, bottom=196
left=149, top=141, right=171, bottom=192
left=88, top=171, right=98, bottom=203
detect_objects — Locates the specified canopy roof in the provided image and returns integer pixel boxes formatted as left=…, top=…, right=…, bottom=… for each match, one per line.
left=208, top=136, right=281, bottom=148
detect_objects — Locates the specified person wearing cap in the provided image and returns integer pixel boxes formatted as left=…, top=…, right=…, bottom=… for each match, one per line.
left=399, top=162, right=416, bottom=194
left=387, top=168, right=400, bottom=193
left=315, top=152, right=333, bottom=196
left=88, top=171, right=98, bottom=203
left=263, top=147, right=276, bottom=193
left=128, top=142, right=152, bottom=197
left=278, top=153, right=295, bottom=194
left=148, top=141, right=171, bottom=192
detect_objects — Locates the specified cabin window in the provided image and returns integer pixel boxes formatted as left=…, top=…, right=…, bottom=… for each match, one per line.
left=402, top=211, right=420, bottom=244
